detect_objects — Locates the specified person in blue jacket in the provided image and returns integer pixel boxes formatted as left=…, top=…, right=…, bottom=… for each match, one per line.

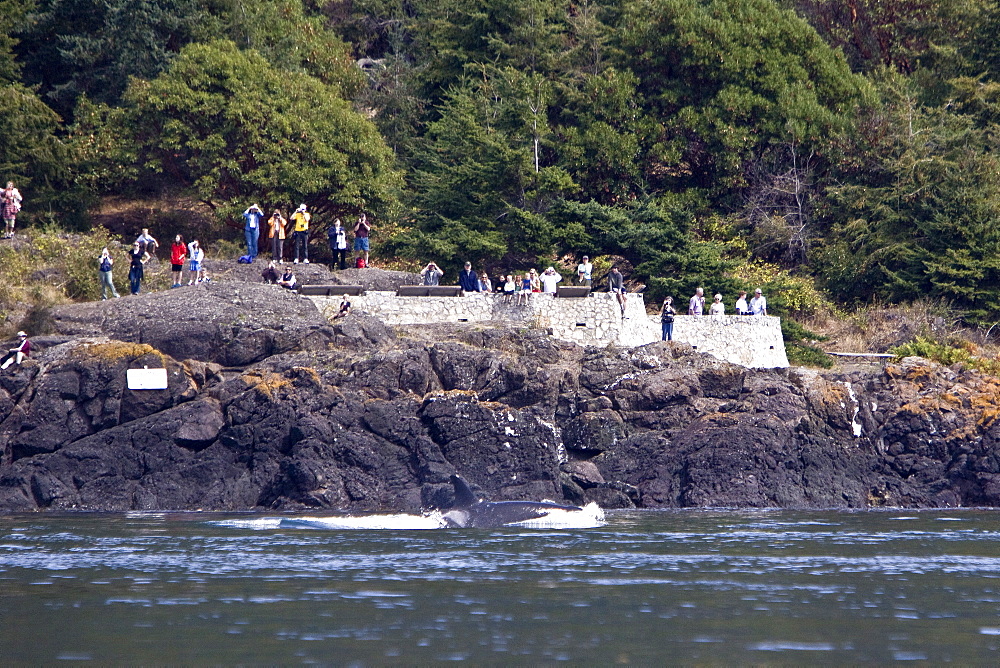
left=243, top=204, right=264, bottom=259
left=458, top=261, right=480, bottom=293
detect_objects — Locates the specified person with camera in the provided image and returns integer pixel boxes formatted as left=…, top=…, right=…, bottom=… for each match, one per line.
left=98, top=247, right=120, bottom=299
left=328, top=218, right=348, bottom=270
left=421, top=262, right=443, bottom=286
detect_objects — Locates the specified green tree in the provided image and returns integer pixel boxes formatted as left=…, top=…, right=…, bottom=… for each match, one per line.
left=106, top=40, right=401, bottom=227
left=818, top=73, right=1000, bottom=324
left=615, top=0, right=868, bottom=198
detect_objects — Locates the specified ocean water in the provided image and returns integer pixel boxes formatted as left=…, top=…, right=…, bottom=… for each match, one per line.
left=2, top=508, right=1000, bottom=664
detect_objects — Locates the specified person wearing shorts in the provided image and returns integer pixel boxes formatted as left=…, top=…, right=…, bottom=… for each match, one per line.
left=353, top=213, right=371, bottom=266
left=170, top=235, right=187, bottom=287
left=188, top=240, right=204, bottom=285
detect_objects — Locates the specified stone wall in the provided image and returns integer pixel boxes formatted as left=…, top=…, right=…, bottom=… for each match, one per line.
left=308, top=291, right=788, bottom=368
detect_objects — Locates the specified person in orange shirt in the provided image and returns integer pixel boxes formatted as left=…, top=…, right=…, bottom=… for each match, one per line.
left=268, top=209, right=288, bottom=263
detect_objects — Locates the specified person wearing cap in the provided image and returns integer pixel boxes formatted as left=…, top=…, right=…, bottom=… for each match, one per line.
left=577, top=255, right=593, bottom=286
left=1, top=331, right=30, bottom=369
left=243, top=204, right=264, bottom=260
left=291, top=204, right=311, bottom=264
left=709, top=293, right=725, bottom=315
left=458, top=261, right=479, bottom=293
left=540, top=266, right=562, bottom=294
left=750, top=288, right=768, bottom=315
left=353, top=213, right=371, bottom=267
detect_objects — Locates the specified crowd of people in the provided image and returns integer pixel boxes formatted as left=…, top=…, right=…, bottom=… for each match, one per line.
left=658, top=287, right=768, bottom=341
left=242, top=204, right=373, bottom=270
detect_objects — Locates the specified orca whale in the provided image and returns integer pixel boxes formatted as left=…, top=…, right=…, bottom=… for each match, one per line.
left=440, top=475, right=584, bottom=528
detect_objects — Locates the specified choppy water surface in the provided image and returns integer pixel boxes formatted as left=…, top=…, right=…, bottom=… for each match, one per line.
left=3, top=509, right=1000, bottom=664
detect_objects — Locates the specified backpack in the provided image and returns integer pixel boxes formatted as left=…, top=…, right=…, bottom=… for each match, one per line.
left=99, top=258, right=112, bottom=272
left=355, top=256, right=366, bottom=269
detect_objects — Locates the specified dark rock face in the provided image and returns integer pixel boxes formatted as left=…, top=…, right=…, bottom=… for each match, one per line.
left=49, top=283, right=343, bottom=366
left=5, top=315, right=1000, bottom=511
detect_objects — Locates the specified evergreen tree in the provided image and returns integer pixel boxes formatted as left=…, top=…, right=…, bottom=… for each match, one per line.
left=101, top=41, right=401, bottom=227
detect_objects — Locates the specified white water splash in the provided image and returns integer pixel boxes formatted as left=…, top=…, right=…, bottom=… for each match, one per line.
left=505, top=503, right=606, bottom=529
left=210, top=504, right=607, bottom=531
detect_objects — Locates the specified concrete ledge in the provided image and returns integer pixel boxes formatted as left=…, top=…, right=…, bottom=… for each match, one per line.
left=298, top=285, right=364, bottom=296
left=397, top=286, right=463, bottom=297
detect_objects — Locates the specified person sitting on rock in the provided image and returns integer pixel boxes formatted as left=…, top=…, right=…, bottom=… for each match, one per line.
left=0, top=331, right=30, bottom=369
left=261, top=261, right=280, bottom=284
left=333, top=297, right=351, bottom=319
left=135, top=228, right=159, bottom=257
left=278, top=267, right=298, bottom=291
left=421, top=262, right=443, bottom=286
left=608, top=266, right=627, bottom=317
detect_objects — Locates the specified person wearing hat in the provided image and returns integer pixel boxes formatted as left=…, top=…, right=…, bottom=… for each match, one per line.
left=458, top=261, right=479, bottom=293
left=243, top=204, right=264, bottom=260
left=576, top=255, right=592, bottom=286
left=709, top=293, right=725, bottom=315
left=1, top=331, right=30, bottom=369
left=291, top=204, right=311, bottom=264
left=749, top=288, right=768, bottom=316
left=540, top=266, right=562, bottom=294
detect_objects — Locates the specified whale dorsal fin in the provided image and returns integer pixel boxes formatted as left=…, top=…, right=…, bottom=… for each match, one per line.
left=450, top=475, right=479, bottom=508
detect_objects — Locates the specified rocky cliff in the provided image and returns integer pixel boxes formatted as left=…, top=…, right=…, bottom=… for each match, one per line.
left=2, top=277, right=1000, bottom=511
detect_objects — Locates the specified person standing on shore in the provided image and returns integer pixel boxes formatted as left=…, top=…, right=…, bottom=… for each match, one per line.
left=750, top=288, right=768, bottom=315
left=98, top=247, right=120, bottom=299
left=660, top=296, right=676, bottom=341
left=688, top=287, right=705, bottom=315
left=353, top=213, right=371, bottom=267
left=267, top=209, right=287, bottom=263
left=709, top=293, right=725, bottom=315
left=734, top=290, right=749, bottom=315
left=127, top=241, right=150, bottom=295
left=459, top=262, right=479, bottom=293
left=577, top=255, right=592, bottom=286
left=170, top=235, right=186, bottom=287
left=187, top=239, right=204, bottom=285
left=421, top=262, right=443, bottom=286
left=243, top=204, right=264, bottom=260
left=328, top=218, right=348, bottom=270
left=291, top=204, right=310, bottom=264
left=540, top=266, right=562, bottom=294
left=1, top=182, right=23, bottom=239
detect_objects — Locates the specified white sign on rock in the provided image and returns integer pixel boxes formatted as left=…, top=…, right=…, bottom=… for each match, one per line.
left=126, top=368, right=169, bottom=390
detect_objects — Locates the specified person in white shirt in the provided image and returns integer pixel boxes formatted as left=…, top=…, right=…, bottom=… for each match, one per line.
left=734, top=290, right=748, bottom=315
left=540, top=267, right=562, bottom=293
left=577, top=255, right=593, bottom=286
left=709, top=293, right=725, bottom=315
left=749, top=288, right=768, bottom=315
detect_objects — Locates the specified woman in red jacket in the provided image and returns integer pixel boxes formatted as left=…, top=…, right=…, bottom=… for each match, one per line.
left=170, top=235, right=187, bottom=288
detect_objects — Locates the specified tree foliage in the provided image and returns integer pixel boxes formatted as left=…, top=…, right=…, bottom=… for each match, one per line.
left=109, top=41, right=401, bottom=226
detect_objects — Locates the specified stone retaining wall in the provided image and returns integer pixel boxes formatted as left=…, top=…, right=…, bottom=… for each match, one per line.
left=308, top=291, right=788, bottom=368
